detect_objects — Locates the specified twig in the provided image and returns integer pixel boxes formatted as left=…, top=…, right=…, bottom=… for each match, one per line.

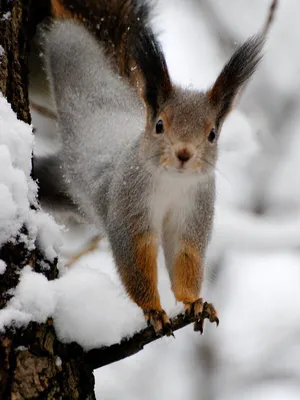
left=30, top=102, right=57, bottom=120
left=65, top=235, right=103, bottom=267
left=85, top=312, right=213, bottom=370
left=262, top=0, right=279, bottom=37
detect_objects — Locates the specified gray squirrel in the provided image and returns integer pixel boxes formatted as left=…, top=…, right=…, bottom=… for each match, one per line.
left=35, top=0, right=265, bottom=335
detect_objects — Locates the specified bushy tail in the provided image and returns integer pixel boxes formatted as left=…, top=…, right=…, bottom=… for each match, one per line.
left=52, top=0, right=149, bottom=67
left=34, top=154, right=76, bottom=213
left=51, top=0, right=172, bottom=115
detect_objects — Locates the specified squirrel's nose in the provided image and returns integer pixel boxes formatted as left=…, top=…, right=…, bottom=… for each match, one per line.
left=176, top=148, right=193, bottom=163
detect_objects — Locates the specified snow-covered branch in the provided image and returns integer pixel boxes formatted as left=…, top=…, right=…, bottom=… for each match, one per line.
left=85, top=312, right=213, bottom=370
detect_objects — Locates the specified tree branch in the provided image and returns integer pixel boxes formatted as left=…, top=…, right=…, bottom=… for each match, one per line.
left=30, top=102, right=57, bottom=120
left=85, top=311, right=214, bottom=370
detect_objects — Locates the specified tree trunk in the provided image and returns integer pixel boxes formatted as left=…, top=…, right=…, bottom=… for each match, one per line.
left=0, top=1, right=96, bottom=398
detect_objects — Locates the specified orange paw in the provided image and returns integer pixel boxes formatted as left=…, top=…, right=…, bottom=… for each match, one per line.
left=144, top=309, right=173, bottom=337
left=185, top=299, right=219, bottom=334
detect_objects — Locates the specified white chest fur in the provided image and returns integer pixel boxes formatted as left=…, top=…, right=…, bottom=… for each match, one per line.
left=149, top=172, right=200, bottom=235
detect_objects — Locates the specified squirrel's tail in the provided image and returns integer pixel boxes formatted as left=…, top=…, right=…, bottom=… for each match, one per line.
left=51, top=0, right=173, bottom=115
left=52, top=0, right=149, bottom=67
left=34, top=153, right=77, bottom=215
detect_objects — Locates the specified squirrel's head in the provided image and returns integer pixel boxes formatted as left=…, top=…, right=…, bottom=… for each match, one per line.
left=138, top=36, right=264, bottom=176
left=142, top=90, right=217, bottom=175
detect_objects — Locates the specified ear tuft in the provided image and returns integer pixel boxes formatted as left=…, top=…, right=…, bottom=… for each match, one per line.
left=208, top=35, right=264, bottom=124
left=131, top=26, right=172, bottom=118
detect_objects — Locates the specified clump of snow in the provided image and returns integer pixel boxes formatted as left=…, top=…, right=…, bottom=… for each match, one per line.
left=0, top=95, right=63, bottom=331
left=0, top=11, right=11, bottom=21
left=0, top=246, right=158, bottom=350
left=51, top=245, right=183, bottom=350
left=0, top=308, right=33, bottom=332
left=53, top=265, right=145, bottom=350
left=33, top=212, right=63, bottom=261
left=0, top=94, right=62, bottom=258
left=0, top=96, right=33, bottom=180
left=0, top=259, right=6, bottom=274
left=1, top=222, right=167, bottom=349
left=0, top=94, right=36, bottom=245
left=0, top=267, right=56, bottom=331
left=13, top=266, right=56, bottom=321
left=0, top=45, right=4, bottom=58
left=55, top=356, right=62, bottom=367
left=15, top=346, right=28, bottom=352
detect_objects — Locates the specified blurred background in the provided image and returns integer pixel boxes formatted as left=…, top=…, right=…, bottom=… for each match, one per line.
left=29, top=0, right=300, bottom=399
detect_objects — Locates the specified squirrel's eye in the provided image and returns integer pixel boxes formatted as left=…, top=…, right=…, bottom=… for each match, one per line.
left=208, top=128, right=216, bottom=143
left=155, top=120, right=164, bottom=134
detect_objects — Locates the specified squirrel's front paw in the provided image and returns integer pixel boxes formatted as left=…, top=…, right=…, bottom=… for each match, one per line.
left=144, top=309, right=173, bottom=337
left=184, top=299, right=219, bottom=334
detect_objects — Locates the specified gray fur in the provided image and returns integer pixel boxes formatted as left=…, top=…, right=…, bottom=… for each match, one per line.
left=45, top=20, right=146, bottom=226
left=34, top=153, right=83, bottom=223
left=42, top=19, right=261, bottom=310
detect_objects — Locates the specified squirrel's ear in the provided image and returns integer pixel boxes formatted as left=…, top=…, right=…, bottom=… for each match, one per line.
left=131, top=27, right=173, bottom=119
left=207, top=36, right=264, bottom=126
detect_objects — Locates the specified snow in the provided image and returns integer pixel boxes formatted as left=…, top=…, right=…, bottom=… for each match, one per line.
left=94, top=1, right=300, bottom=399
left=0, top=95, right=36, bottom=245
left=53, top=264, right=145, bottom=349
left=55, top=356, right=62, bottom=367
left=1, top=0, right=300, bottom=399
left=15, top=346, right=28, bottom=352
left=12, top=266, right=55, bottom=321
left=0, top=266, right=55, bottom=331
left=0, top=94, right=61, bottom=258
left=0, top=260, right=6, bottom=274
left=53, top=242, right=184, bottom=350
left=1, top=236, right=181, bottom=349
left=0, top=95, right=62, bottom=331
left=0, top=11, right=11, bottom=21
left=0, top=253, right=142, bottom=347
left=34, top=212, right=62, bottom=261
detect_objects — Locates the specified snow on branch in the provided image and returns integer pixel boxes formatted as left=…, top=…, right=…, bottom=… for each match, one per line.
left=86, top=312, right=214, bottom=370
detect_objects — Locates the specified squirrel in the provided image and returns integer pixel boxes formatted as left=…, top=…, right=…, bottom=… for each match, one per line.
left=35, top=0, right=266, bottom=336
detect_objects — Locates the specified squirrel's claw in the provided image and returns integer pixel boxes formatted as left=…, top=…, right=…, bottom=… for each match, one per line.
left=185, top=299, right=219, bottom=334
left=144, top=309, right=173, bottom=337
left=184, top=298, right=204, bottom=318
left=202, top=302, right=219, bottom=323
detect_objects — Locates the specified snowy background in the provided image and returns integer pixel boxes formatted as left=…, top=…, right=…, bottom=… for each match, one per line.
left=92, top=2, right=300, bottom=399
left=1, top=0, right=300, bottom=399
